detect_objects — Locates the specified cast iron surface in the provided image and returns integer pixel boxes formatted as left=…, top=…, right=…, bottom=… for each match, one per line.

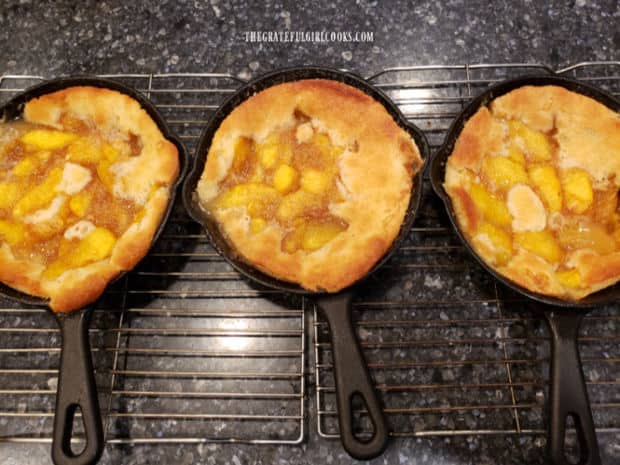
left=183, top=66, right=429, bottom=460
left=0, top=68, right=618, bottom=465
left=0, top=76, right=188, bottom=465
left=430, top=74, right=620, bottom=465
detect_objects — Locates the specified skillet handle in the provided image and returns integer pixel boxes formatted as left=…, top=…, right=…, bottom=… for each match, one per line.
left=317, top=291, right=388, bottom=460
left=544, top=311, right=601, bottom=465
left=52, top=309, right=104, bottom=465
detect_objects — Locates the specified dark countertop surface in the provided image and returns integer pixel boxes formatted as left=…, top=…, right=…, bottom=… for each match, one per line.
left=0, top=1, right=619, bottom=465
left=1, top=0, right=619, bottom=78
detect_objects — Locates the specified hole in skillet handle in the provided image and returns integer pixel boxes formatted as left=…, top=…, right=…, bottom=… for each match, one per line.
left=64, top=405, right=87, bottom=456
left=428, top=74, right=618, bottom=465
left=181, top=67, right=430, bottom=459
left=351, top=393, right=372, bottom=439
left=315, top=290, right=389, bottom=460
left=544, top=311, right=601, bottom=465
left=0, top=284, right=102, bottom=465
left=0, top=76, right=189, bottom=465
left=53, top=308, right=104, bottom=465
left=563, top=414, right=583, bottom=465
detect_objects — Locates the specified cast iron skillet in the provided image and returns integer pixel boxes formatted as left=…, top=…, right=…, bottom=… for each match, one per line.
left=0, top=77, right=187, bottom=465
left=430, top=74, right=620, bottom=465
left=182, top=67, right=429, bottom=459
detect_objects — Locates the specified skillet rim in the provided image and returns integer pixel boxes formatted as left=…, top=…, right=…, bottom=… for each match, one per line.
left=182, top=65, right=430, bottom=296
left=0, top=75, right=188, bottom=310
left=429, top=73, right=620, bottom=309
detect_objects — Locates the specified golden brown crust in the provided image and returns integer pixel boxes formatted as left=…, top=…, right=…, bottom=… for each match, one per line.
left=498, top=249, right=565, bottom=297
left=0, top=245, right=45, bottom=296
left=445, top=85, right=620, bottom=300
left=43, top=262, right=120, bottom=312
left=197, top=79, right=422, bottom=292
left=0, top=86, right=179, bottom=312
left=491, top=85, right=620, bottom=187
left=449, top=107, right=505, bottom=172
left=110, top=188, right=170, bottom=270
left=451, top=187, right=482, bottom=234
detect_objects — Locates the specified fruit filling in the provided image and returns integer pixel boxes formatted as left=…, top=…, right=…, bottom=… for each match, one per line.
left=460, top=116, right=620, bottom=289
left=0, top=119, right=142, bottom=278
left=211, top=117, right=350, bottom=253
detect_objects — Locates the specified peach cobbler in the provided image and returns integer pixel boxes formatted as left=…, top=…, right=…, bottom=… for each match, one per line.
left=445, top=85, right=620, bottom=299
left=0, top=86, right=179, bottom=311
left=196, top=79, right=422, bottom=292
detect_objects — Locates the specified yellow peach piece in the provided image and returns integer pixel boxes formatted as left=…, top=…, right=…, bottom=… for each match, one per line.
left=507, top=143, right=526, bottom=165
left=314, top=133, right=344, bottom=159
left=468, top=182, right=512, bottom=228
left=300, top=169, right=331, bottom=194
left=21, top=129, right=78, bottom=150
left=43, top=257, right=69, bottom=280
left=562, top=169, right=593, bottom=214
left=301, top=222, right=347, bottom=251
left=558, top=221, right=616, bottom=255
left=102, top=143, right=119, bottom=163
left=66, top=137, right=102, bottom=164
left=509, top=121, right=552, bottom=161
left=214, top=183, right=280, bottom=209
left=277, top=191, right=318, bottom=222
left=13, top=167, right=63, bottom=217
left=281, top=228, right=305, bottom=254
left=529, top=164, right=562, bottom=212
left=473, top=223, right=513, bottom=266
left=312, top=133, right=331, bottom=152
left=44, top=227, right=116, bottom=279
left=273, top=164, right=299, bottom=194
left=0, top=220, right=26, bottom=245
left=12, top=156, right=37, bottom=176
left=246, top=200, right=262, bottom=218
left=97, top=159, right=116, bottom=192
left=35, top=150, right=52, bottom=161
left=480, top=156, right=529, bottom=190
left=250, top=218, right=267, bottom=233
left=0, top=182, right=22, bottom=210
left=69, top=191, right=92, bottom=217
left=256, top=135, right=279, bottom=169
left=556, top=269, right=581, bottom=289
left=230, top=137, right=254, bottom=174
left=514, top=230, right=562, bottom=263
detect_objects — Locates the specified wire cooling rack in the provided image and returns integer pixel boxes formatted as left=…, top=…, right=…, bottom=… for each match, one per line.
left=0, top=74, right=305, bottom=446
left=0, top=63, right=618, bottom=458
left=313, top=63, right=620, bottom=447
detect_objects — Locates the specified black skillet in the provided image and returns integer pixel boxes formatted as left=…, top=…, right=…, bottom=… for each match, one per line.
left=0, top=77, right=187, bottom=465
left=182, top=67, right=429, bottom=460
left=430, top=74, right=620, bottom=465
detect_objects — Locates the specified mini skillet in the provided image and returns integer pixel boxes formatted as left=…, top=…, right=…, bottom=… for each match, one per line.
left=183, top=67, right=429, bottom=460
left=0, top=77, right=187, bottom=465
left=430, top=74, right=620, bottom=465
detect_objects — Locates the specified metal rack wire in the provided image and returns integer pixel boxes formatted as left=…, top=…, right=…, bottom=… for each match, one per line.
left=314, top=62, right=620, bottom=444
left=0, top=63, right=618, bottom=455
left=0, top=74, right=305, bottom=446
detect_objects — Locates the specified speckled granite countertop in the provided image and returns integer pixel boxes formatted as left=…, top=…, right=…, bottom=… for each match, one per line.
left=0, top=1, right=619, bottom=465
left=1, top=0, right=619, bottom=78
